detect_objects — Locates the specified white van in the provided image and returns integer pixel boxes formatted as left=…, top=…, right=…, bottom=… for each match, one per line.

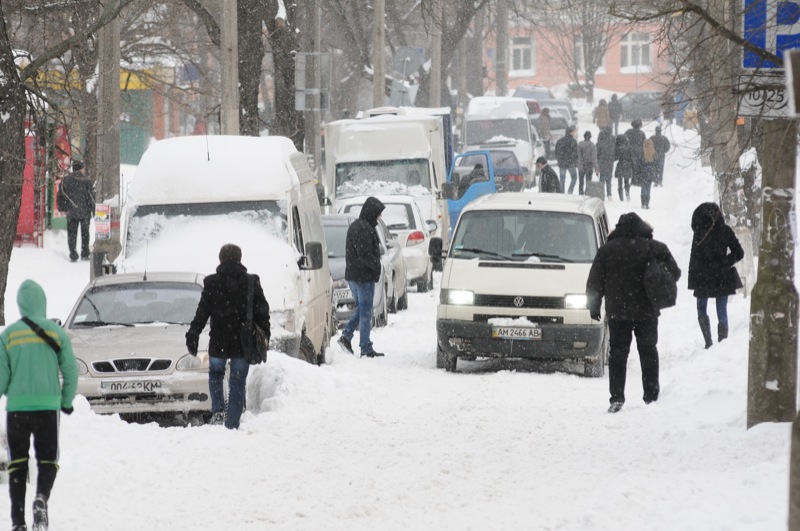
left=462, top=96, right=535, bottom=185
left=429, top=193, right=610, bottom=376
left=120, top=135, right=332, bottom=365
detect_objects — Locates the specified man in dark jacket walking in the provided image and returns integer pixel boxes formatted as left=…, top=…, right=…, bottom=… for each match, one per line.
left=650, top=126, right=671, bottom=186
left=58, top=161, right=95, bottom=262
left=186, top=244, right=270, bottom=429
left=596, top=129, right=615, bottom=200
left=338, top=196, right=385, bottom=358
left=586, top=213, right=681, bottom=413
left=0, top=280, right=78, bottom=531
left=536, top=156, right=562, bottom=193
left=609, top=94, right=623, bottom=136
left=555, top=125, right=579, bottom=194
left=624, top=119, right=646, bottom=187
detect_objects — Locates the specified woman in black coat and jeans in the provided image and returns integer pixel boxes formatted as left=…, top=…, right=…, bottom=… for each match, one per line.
left=688, top=203, right=744, bottom=348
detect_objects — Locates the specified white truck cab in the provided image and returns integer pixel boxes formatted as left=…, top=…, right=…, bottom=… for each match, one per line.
left=430, top=193, right=611, bottom=376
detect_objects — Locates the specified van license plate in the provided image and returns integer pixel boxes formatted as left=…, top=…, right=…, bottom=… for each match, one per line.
left=492, top=326, right=541, bottom=340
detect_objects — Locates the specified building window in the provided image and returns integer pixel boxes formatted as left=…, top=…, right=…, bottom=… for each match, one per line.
left=510, top=37, right=534, bottom=76
left=619, top=32, right=652, bottom=73
left=574, top=35, right=606, bottom=74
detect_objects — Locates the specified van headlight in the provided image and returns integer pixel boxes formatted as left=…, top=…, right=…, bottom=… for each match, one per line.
left=565, top=294, right=588, bottom=309
left=445, top=289, right=475, bottom=305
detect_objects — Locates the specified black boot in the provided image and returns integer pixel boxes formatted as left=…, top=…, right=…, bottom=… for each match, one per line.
left=698, top=315, right=713, bottom=349
left=718, top=323, right=728, bottom=342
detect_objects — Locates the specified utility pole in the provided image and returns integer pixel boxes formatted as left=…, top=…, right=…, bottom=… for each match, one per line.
left=93, top=4, right=121, bottom=276
left=747, top=118, right=798, bottom=428
left=307, top=0, right=322, bottom=180
left=220, top=0, right=239, bottom=134
left=373, top=0, right=385, bottom=107
left=467, top=5, right=485, bottom=98
left=430, top=0, right=442, bottom=107
left=496, top=0, right=508, bottom=96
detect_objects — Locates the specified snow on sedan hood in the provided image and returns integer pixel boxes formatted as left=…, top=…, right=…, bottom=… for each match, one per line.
left=68, top=324, right=204, bottom=362
left=121, top=214, right=301, bottom=312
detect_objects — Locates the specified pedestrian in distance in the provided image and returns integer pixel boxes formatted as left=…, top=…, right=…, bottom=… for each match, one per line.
left=596, top=129, right=615, bottom=200
left=586, top=213, right=681, bottom=413
left=594, top=99, right=612, bottom=134
left=614, top=134, right=632, bottom=202
left=536, top=156, right=562, bottom=193
left=609, top=94, right=623, bottom=136
left=577, top=130, right=598, bottom=196
left=537, top=108, right=552, bottom=159
left=650, top=126, right=671, bottom=187
left=57, top=160, right=95, bottom=262
left=687, top=203, right=744, bottom=349
left=555, top=125, right=579, bottom=194
left=641, top=138, right=657, bottom=209
left=338, top=196, right=386, bottom=358
left=0, top=279, right=79, bottom=531
left=186, top=244, right=270, bottom=429
left=624, top=118, right=647, bottom=187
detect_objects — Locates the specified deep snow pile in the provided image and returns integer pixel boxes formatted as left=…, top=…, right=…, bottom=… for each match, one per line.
left=0, top=124, right=794, bottom=530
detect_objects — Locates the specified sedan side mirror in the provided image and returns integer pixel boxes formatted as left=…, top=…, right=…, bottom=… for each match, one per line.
left=425, top=219, right=438, bottom=234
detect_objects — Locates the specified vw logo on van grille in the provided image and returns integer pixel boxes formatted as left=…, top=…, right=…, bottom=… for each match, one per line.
left=513, top=296, right=525, bottom=307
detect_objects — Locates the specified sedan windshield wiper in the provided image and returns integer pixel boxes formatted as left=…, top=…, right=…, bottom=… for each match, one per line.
left=458, top=247, right=513, bottom=261
left=72, top=320, right=135, bottom=328
left=512, top=251, right=573, bottom=263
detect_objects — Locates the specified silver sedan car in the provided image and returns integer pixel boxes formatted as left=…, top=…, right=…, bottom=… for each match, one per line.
left=64, top=272, right=211, bottom=423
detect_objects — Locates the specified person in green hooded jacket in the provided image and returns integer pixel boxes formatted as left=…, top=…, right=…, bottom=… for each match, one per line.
left=0, top=279, right=78, bottom=531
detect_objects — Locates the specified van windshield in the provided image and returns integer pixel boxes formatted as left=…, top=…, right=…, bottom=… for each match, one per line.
left=125, top=200, right=287, bottom=258
left=451, top=210, right=598, bottom=263
left=466, top=118, right=530, bottom=145
left=335, top=159, right=431, bottom=198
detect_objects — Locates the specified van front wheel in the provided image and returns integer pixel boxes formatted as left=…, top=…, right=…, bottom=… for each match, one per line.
left=437, top=345, right=457, bottom=372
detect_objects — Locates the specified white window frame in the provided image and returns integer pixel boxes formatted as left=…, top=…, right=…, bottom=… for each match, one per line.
left=509, top=36, right=535, bottom=77
left=619, top=32, right=652, bottom=74
left=574, top=35, right=606, bottom=75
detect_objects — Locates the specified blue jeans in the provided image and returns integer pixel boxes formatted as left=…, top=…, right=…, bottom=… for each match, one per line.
left=343, top=280, right=375, bottom=354
left=697, top=296, right=728, bottom=327
left=600, top=173, right=613, bottom=197
left=641, top=180, right=652, bottom=207
left=559, top=166, right=577, bottom=194
left=209, top=356, right=250, bottom=429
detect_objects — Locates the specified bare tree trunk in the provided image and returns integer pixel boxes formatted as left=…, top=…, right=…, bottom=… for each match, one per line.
left=790, top=413, right=800, bottom=529
left=270, top=18, right=305, bottom=150
left=0, top=12, right=28, bottom=325
left=238, top=0, right=266, bottom=136
left=747, top=118, right=798, bottom=428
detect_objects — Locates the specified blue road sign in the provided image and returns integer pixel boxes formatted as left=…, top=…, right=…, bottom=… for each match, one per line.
left=743, top=0, right=800, bottom=69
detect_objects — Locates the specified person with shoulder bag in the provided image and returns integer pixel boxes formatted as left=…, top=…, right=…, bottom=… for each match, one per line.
left=185, top=244, right=270, bottom=429
left=0, top=280, right=78, bottom=531
left=688, top=203, right=744, bottom=349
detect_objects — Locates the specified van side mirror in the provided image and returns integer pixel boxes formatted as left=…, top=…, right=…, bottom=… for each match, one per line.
left=442, top=181, right=457, bottom=200
left=425, top=219, right=438, bottom=234
left=428, top=237, right=444, bottom=258
left=299, top=241, right=324, bottom=270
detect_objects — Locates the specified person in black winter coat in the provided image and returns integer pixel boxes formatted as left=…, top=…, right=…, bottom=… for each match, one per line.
left=555, top=126, right=579, bottom=193
left=338, top=196, right=386, bottom=357
left=586, top=212, right=681, bottom=413
left=186, top=244, right=270, bottom=429
left=687, top=202, right=744, bottom=348
left=596, top=129, right=615, bottom=200
left=536, top=156, right=562, bottom=193
left=609, top=94, right=623, bottom=136
left=650, top=125, right=671, bottom=186
left=614, top=134, right=632, bottom=202
left=624, top=118, right=646, bottom=187
left=58, top=161, right=95, bottom=262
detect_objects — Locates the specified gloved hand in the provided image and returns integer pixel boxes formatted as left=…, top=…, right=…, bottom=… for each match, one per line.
left=590, top=311, right=601, bottom=321
left=61, top=406, right=73, bottom=415
left=186, top=333, right=199, bottom=356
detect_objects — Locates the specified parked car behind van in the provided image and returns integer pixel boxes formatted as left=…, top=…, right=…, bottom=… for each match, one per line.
left=121, top=135, right=332, bottom=366
left=430, top=193, right=611, bottom=376
left=619, top=91, right=664, bottom=122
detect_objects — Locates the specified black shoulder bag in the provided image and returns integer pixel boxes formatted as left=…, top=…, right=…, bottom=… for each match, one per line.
left=21, top=317, right=61, bottom=354
left=241, top=275, right=268, bottom=365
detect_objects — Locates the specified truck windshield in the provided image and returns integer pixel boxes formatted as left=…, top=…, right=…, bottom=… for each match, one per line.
left=465, top=118, right=530, bottom=144
left=451, top=210, right=597, bottom=263
left=335, top=159, right=431, bottom=197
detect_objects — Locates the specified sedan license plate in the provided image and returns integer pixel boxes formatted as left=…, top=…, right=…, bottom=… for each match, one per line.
left=100, top=380, right=163, bottom=393
left=333, top=288, right=351, bottom=303
left=492, top=326, right=542, bottom=340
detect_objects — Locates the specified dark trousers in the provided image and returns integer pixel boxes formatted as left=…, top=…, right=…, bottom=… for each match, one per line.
left=656, top=158, right=666, bottom=186
left=617, top=175, right=631, bottom=200
left=578, top=167, right=593, bottom=195
left=67, top=217, right=90, bottom=259
left=7, top=411, right=60, bottom=526
left=640, top=180, right=652, bottom=207
left=608, top=319, right=660, bottom=404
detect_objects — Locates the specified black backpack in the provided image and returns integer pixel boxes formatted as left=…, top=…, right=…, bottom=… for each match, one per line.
left=643, top=257, right=678, bottom=310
